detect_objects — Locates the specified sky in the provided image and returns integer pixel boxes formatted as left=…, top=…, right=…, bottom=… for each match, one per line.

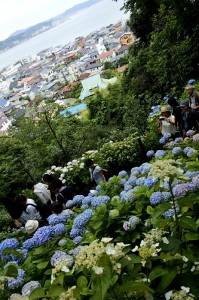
left=0, top=0, right=87, bottom=41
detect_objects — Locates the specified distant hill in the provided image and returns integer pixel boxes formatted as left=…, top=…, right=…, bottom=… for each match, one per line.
left=0, top=0, right=102, bottom=51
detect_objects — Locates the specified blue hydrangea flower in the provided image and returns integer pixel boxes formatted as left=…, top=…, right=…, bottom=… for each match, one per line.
left=172, top=147, right=181, bottom=155
left=172, top=182, right=197, bottom=197
left=73, top=195, right=84, bottom=204
left=82, top=196, right=93, bottom=206
left=187, top=148, right=194, bottom=157
left=144, top=176, right=159, bottom=188
left=136, top=177, right=145, bottom=186
left=51, top=251, right=73, bottom=267
left=70, top=228, right=85, bottom=239
left=58, top=238, right=67, bottom=247
left=81, top=204, right=88, bottom=209
left=91, top=196, right=110, bottom=208
left=168, top=141, right=176, bottom=148
left=22, top=281, right=41, bottom=296
left=0, top=239, right=19, bottom=256
left=23, top=238, right=37, bottom=251
left=119, top=178, right=126, bottom=186
left=48, top=214, right=69, bottom=226
left=8, top=269, right=25, bottom=290
left=163, top=204, right=180, bottom=218
left=155, top=150, right=166, bottom=159
left=162, top=192, right=172, bottom=200
left=174, top=137, right=183, bottom=143
left=118, top=170, right=128, bottom=178
left=123, top=221, right=131, bottom=231
left=131, top=167, right=140, bottom=176
left=146, top=150, right=154, bottom=157
left=126, top=176, right=137, bottom=186
left=159, top=137, right=166, bottom=144
left=120, top=191, right=126, bottom=201
left=163, top=133, right=171, bottom=140
left=193, top=175, right=199, bottom=188
left=163, top=181, right=170, bottom=190
left=150, top=192, right=163, bottom=205
left=186, top=130, right=195, bottom=137
left=186, top=182, right=197, bottom=192
left=108, top=177, right=114, bottom=181
left=139, top=163, right=151, bottom=174
left=123, top=190, right=135, bottom=202
left=65, top=200, right=74, bottom=208
left=128, top=216, right=141, bottom=229
left=73, top=236, right=83, bottom=245
left=73, top=209, right=92, bottom=229
left=33, top=226, right=53, bottom=246
left=124, top=184, right=132, bottom=192
left=183, top=147, right=192, bottom=155
left=52, top=223, right=66, bottom=236
left=73, top=246, right=83, bottom=257
left=184, top=171, right=199, bottom=178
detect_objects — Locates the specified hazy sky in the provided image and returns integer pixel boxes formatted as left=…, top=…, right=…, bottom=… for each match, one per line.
left=0, top=0, right=87, bottom=41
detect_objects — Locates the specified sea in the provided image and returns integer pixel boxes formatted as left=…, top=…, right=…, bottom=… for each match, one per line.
left=0, top=0, right=129, bottom=69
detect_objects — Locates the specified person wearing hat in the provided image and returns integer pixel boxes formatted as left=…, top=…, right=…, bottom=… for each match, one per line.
left=180, top=100, right=199, bottom=135
left=185, top=85, right=199, bottom=110
left=158, top=106, right=177, bottom=136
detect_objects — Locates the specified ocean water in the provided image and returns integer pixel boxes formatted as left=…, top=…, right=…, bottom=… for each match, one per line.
left=0, top=0, right=129, bottom=69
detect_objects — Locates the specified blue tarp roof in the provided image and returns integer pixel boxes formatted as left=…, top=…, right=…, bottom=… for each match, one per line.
left=60, top=103, right=87, bottom=118
left=0, top=99, right=7, bottom=106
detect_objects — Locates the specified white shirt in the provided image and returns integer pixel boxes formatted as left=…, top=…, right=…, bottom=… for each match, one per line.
left=89, top=165, right=106, bottom=185
left=161, top=115, right=176, bottom=135
left=190, top=95, right=196, bottom=108
left=34, top=183, right=52, bottom=204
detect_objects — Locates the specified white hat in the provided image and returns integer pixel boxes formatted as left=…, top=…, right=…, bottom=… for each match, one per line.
left=25, top=220, right=39, bottom=234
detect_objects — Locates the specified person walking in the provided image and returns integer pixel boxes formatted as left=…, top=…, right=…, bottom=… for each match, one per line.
left=85, top=159, right=106, bottom=186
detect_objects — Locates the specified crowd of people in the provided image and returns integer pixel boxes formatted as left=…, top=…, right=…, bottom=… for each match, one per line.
left=11, top=160, right=107, bottom=234
left=158, top=80, right=199, bottom=138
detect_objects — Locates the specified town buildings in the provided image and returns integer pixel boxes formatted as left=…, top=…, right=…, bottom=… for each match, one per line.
left=0, top=21, right=133, bottom=134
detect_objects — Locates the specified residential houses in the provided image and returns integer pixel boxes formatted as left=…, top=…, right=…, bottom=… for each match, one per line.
left=0, top=20, right=133, bottom=134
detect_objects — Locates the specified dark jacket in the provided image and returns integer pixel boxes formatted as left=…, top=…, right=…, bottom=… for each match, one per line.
left=181, top=108, right=199, bottom=131
left=57, top=186, right=75, bottom=204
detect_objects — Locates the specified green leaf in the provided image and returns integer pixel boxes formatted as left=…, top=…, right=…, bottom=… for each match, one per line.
left=48, top=285, right=66, bottom=297
left=157, top=266, right=177, bottom=291
left=184, top=232, right=199, bottom=241
left=151, top=203, right=171, bottom=225
left=92, top=220, right=103, bottom=230
left=29, top=288, right=46, bottom=299
left=90, top=256, right=112, bottom=300
left=149, top=266, right=168, bottom=282
left=116, top=282, right=154, bottom=294
left=179, top=216, right=197, bottom=232
left=96, top=203, right=107, bottom=216
left=128, top=254, right=142, bottom=264
left=4, top=265, right=18, bottom=278
left=160, top=236, right=181, bottom=251
left=37, top=261, right=49, bottom=269
left=53, top=273, right=64, bottom=286
left=77, top=276, right=88, bottom=289
left=147, top=206, right=154, bottom=215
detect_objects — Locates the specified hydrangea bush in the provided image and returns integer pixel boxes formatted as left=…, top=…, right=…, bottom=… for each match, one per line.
left=0, top=118, right=199, bottom=299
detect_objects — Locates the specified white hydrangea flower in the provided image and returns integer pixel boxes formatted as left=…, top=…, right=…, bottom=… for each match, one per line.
left=51, top=165, right=56, bottom=170
left=182, top=256, right=188, bottom=262
left=101, top=238, right=113, bottom=243
left=165, top=290, right=173, bottom=300
left=92, top=266, right=103, bottom=275
left=181, top=286, right=190, bottom=293
left=162, top=237, right=169, bottom=244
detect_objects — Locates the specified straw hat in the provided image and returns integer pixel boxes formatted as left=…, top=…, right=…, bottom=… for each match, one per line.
left=160, top=106, right=171, bottom=113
